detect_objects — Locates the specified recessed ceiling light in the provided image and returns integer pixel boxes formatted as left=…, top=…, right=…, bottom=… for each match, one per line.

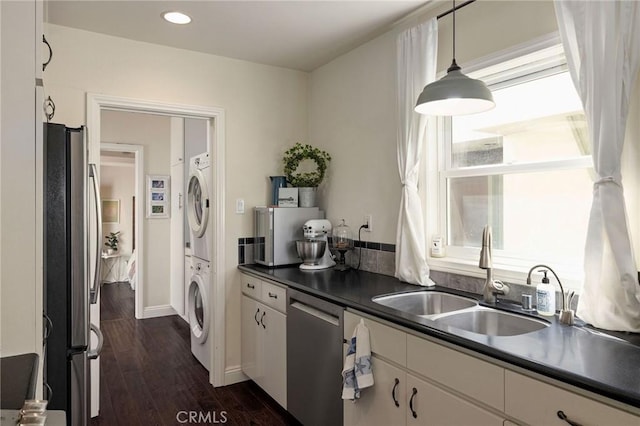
left=162, top=11, right=192, bottom=25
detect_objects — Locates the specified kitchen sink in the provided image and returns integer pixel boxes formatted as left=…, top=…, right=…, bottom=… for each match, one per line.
left=434, top=307, right=549, bottom=337
left=372, top=291, right=478, bottom=317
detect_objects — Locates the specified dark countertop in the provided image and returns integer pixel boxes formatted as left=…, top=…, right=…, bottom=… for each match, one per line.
left=0, top=353, right=39, bottom=409
left=239, top=264, right=640, bottom=410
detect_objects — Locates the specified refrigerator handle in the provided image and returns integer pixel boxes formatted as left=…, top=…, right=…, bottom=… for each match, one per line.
left=89, top=163, right=102, bottom=304
left=88, top=323, right=104, bottom=360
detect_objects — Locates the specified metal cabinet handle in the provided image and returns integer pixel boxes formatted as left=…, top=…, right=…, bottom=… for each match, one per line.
left=44, top=382, right=53, bottom=402
left=268, top=292, right=278, bottom=299
left=260, top=311, right=266, bottom=329
left=89, top=164, right=102, bottom=304
left=409, top=387, right=418, bottom=419
left=178, top=193, right=183, bottom=209
left=43, top=314, right=53, bottom=341
left=42, top=34, right=52, bottom=71
left=88, top=323, right=104, bottom=360
left=557, top=411, right=583, bottom=426
left=254, top=308, right=260, bottom=325
left=43, top=96, right=55, bottom=122
left=392, top=378, right=400, bottom=407
left=247, top=283, right=255, bottom=289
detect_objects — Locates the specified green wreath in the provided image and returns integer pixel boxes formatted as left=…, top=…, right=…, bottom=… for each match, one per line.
left=283, top=143, right=331, bottom=187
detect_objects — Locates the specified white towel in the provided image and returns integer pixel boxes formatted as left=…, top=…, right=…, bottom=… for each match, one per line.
left=342, top=319, right=374, bottom=400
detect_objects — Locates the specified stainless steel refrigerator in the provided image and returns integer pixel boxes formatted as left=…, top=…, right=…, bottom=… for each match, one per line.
left=43, top=123, right=103, bottom=426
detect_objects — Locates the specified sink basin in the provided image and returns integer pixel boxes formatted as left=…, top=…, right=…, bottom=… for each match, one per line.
left=435, top=307, right=549, bottom=336
left=372, top=291, right=478, bottom=317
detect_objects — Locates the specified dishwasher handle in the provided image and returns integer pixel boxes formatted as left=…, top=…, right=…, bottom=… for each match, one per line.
left=290, top=301, right=340, bottom=326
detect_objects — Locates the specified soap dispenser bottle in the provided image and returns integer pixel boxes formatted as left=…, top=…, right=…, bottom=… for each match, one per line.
left=536, top=269, right=556, bottom=316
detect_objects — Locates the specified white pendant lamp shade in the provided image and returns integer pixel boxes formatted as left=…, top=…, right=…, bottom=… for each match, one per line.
left=415, top=61, right=495, bottom=116
left=415, top=0, right=495, bottom=116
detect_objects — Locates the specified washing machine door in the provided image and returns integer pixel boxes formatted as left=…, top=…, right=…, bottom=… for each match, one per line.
left=188, top=272, right=209, bottom=343
left=187, top=167, right=209, bottom=238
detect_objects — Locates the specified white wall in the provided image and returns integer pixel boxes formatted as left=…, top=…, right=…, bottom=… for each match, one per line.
left=43, top=23, right=308, bottom=378
left=309, top=29, right=400, bottom=242
left=101, top=110, right=171, bottom=307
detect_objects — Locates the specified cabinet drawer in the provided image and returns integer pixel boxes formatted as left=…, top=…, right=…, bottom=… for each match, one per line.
left=505, top=371, right=640, bottom=426
left=407, top=335, right=504, bottom=411
left=344, top=311, right=406, bottom=366
left=241, top=273, right=262, bottom=298
left=261, top=281, right=286, bottom=313
left=406, top=373, right=504, bottom=426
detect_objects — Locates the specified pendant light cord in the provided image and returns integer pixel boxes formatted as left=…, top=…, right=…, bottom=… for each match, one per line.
left=437, top=0, right=479, bottom=73
left=452, top=0, right=456, bottom=63
left=448, top=0, right=460, bottom=72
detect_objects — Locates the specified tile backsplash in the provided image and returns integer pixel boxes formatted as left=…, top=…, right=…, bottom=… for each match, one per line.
left=237, top=237, right=255, bottom=265
left=237, top=236, right=395, bottom=275
left=236, top=237, right=576, bottom=310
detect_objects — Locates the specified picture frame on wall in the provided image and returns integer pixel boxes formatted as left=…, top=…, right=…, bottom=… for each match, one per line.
left=146, top=175, right=170, bottom=218
left=102, top=199, right=120, bottom=223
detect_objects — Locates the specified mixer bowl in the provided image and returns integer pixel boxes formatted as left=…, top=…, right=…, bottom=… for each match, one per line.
left=296, top=240, right=326, bottom=265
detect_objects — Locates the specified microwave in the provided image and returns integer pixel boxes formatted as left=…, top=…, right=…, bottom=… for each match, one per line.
left=254, top=207, right=324, bottom=267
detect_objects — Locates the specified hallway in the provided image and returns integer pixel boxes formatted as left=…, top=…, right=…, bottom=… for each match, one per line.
left=92, top=282, right=297, bottom=425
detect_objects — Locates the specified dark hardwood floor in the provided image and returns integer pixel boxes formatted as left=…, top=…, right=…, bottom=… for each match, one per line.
left=91, top=282, right=299, bottom=426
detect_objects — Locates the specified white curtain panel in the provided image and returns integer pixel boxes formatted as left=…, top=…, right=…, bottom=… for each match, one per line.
left=555, top=0, right=640, bottom=331
left=395, top=19, right=437, bottom=286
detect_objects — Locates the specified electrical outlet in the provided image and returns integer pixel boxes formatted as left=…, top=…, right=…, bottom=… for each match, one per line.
left=364, top=214, right=372, bottom=232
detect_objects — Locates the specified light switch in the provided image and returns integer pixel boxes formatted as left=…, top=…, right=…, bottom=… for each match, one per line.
left=236, top=198, right=245, bottom=214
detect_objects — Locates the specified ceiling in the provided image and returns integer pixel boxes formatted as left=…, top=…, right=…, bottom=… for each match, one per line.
left=46, top=0, right=433, bottom=72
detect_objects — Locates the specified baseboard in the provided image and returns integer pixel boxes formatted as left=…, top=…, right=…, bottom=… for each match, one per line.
left=142, top=304, right=177, bottom=319
left=224, top=366, right=248, bottom=386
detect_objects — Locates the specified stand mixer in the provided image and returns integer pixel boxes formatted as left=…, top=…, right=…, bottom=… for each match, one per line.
left=297, top=219, right=336, bottom=270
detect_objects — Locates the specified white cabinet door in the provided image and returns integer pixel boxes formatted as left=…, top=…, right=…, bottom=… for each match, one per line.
left=406, top=373, right=504, bottom=426
left=260, top=303, right=287, bottom=409
left=241, top=295, right=260, bottom=383
left=241, top=293, right=287, bottom=409
left=505, top=371, right=640, bottom=426
left=344, top=355, right=406, bottom=426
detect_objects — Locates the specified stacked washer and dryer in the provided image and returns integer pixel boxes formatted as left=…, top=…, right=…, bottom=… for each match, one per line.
left=186, top=152, right=212, bottom=371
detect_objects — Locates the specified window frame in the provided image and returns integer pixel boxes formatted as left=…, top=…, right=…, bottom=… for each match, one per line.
left=423, top=33, right=592, bottom=290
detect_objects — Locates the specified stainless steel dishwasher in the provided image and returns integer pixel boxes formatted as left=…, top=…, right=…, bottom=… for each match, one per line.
left=287, top=288, right=344, bottom=426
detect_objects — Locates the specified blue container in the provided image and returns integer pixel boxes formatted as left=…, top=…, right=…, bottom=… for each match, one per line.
left=269, top=176, right=287, bottom=206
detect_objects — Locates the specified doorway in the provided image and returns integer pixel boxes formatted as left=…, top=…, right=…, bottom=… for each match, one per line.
left=86, top=94, right=227, bottom=393
left=99, top=143, right=143, bottom=313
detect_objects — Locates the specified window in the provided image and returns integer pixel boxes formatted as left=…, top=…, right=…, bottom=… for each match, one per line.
left=429, top=43, right=592, bottom=285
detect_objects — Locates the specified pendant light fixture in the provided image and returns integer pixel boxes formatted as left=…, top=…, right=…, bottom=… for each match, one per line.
left=415, top=0, right=495, bottom=116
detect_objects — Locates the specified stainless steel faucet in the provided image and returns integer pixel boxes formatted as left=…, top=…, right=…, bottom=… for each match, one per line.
left=479, top=226, right=509, bottom=304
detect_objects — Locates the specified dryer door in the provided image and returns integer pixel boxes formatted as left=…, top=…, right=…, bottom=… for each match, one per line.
left=187, top=168, right=209, bottom=238
left=188, top=272, right=210, bottom=343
